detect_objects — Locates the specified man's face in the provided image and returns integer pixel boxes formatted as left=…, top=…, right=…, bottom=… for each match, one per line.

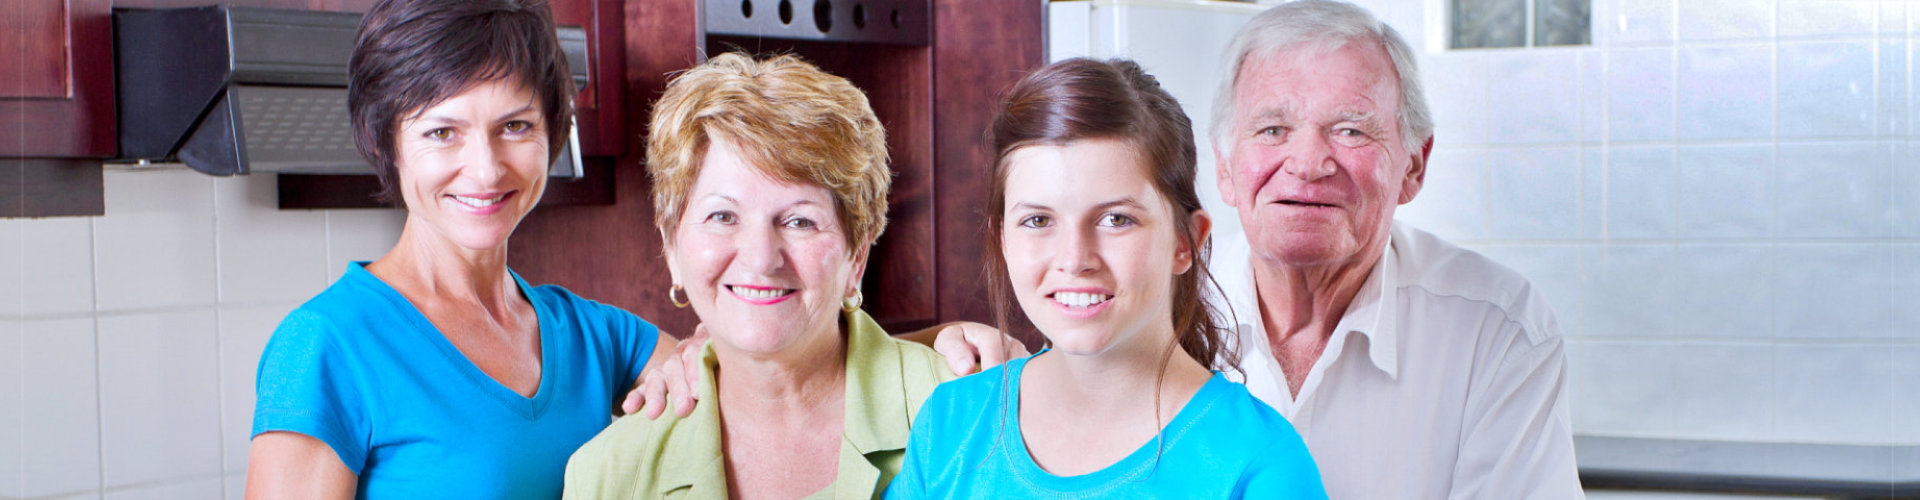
left=1215, top=40, right=1426, bottom=270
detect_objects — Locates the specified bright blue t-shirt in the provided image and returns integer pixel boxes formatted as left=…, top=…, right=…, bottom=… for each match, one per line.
left=887, top=354, right=1327, bottom=499
left=251, top=262, right=658, bottom=499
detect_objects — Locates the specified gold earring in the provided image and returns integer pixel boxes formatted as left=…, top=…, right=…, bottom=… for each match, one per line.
left=842, top=290, right=863, bottom=312
left=669, top=284, right=690, bottom=309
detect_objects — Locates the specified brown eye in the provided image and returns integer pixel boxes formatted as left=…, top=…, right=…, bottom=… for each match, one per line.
left=503, top=121, right=533, bottom=134
left=425, top=128, right=454, bottom=141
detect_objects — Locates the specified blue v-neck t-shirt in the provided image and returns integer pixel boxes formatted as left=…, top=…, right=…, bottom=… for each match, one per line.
left=252, top=262, right=659, bottom=499
left=887, top=355, right=1327, bottom=499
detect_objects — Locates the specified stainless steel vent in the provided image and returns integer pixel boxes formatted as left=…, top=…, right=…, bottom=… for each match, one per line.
left=114, top=5, right=588, bottom=178
left=703, top=0, right=931, bottom=45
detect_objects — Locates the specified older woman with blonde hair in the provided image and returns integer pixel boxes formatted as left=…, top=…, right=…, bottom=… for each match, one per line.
left=563, top=52, right=953, bottom=499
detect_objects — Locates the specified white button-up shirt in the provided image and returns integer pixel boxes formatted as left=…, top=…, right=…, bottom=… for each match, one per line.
left=1212, top=221, right=1583, bottom=499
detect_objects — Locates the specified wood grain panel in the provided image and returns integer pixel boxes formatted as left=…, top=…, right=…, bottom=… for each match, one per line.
left=508, top=0, right=702, bottom=338
left=930, top=0, right=1044, bottom=346
left=0, top=0, right=112, bottom=157
left=0, top=159, right=104, bottom=217
left=2, top=0, right=72, bottom=99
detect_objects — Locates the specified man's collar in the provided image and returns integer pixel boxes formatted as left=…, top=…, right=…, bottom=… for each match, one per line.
left=1330, top=234, right=1399, bottom=379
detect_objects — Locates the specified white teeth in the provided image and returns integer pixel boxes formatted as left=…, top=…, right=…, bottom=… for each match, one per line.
left=450, top=194, right=504, bottom=207
left=730, top=286, right=792, bottom=300
left=1053, top=291, right=1111, bottom=308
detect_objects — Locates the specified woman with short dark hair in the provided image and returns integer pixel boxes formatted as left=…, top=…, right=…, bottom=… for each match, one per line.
left=245, top=0, right=674, bottom=497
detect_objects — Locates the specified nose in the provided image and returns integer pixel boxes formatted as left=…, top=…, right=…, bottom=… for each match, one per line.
left=736, top=223, right=789, bottom=277
left=1052, top=224, right=1101, bottom=276
left=460, top=133, right=507, bottom=186
left=1280, top=129, right=1337, bottom=181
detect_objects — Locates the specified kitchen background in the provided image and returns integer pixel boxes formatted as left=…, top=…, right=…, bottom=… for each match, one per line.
left=3, top=0, right=1913, bottom=498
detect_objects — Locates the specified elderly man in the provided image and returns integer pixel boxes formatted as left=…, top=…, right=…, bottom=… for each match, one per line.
left=1206, top=1, right=1581, bottom=498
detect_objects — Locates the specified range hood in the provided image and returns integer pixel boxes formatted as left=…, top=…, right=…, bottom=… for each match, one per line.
left=113, top=5, right=588, bottom=178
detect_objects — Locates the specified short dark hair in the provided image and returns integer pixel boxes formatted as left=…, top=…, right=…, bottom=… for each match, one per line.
left=348, top=0, right=575, bottom=204
left=985, top=58, right=1237, bottom=373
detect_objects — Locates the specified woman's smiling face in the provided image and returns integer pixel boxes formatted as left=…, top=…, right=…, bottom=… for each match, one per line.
left=666, top=135, right=867, bottom=356
left=1000, top=138, right=1199, bottom=358
left=391, top=78, right=550, bottom=252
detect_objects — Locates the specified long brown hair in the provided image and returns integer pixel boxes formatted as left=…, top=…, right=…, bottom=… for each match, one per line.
left=984, top=57, right=1238, bottom=373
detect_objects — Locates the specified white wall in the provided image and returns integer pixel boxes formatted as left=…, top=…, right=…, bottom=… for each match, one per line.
left=1396, top=0, right=1915, bottom=447
left=1, top=168, right=404, bottom=499
left=1055, top=0, right=1914, bottom=447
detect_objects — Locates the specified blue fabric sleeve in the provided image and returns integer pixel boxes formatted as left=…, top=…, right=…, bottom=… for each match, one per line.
left=251, top=309, right=371, bottom=474
left=593, top=299, right=658, bottom=394
left=1234, top=436, right=1329, bottom=500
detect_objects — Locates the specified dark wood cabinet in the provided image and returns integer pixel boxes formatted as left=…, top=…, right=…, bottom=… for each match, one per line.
left=508, top=0, right=1043, bottom=339
left=2, top=0, right=115, bottom=217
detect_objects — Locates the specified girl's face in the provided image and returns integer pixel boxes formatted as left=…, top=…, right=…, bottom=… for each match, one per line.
left=1000, top=138, right=1206, bottom=359
left=665, top=135, right=867, bottom=357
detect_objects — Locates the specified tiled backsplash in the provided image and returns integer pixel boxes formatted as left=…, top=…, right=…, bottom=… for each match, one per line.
left=3, top=170, right=404, bottom=499
left=1396, top=0, right=1913, bottom=447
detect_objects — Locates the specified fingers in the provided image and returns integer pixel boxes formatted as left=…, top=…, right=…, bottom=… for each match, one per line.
left=673, top=326, right=705, bottom=418
left=932, top=325, right=980, bottom=376
left=620, top=383, right=645, bottom=416
left=969, top=325, right=1009, bottom=369
left=639, top=373, right=669, bottom=419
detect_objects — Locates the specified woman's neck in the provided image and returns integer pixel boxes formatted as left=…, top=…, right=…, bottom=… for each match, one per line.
left=710, top=324, right=849, bottom=416
left=1017, top=330, right=1213, bottom=476
left=368, top=217, right=518, bottom=314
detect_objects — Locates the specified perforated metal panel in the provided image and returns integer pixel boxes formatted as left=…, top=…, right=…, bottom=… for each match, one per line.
left=235, top=85, right=363, bottom=173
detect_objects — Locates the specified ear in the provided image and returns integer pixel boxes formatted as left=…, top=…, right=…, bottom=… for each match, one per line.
left=845, top=245, right=872, bottom=299
left=1397, top=135, right=1433, bottom=205
left=1213, top=141, right=1239, bottom=208
left=659, top=227, right=683, bottom=285
left=1175, top=209, right=1213, bottom=275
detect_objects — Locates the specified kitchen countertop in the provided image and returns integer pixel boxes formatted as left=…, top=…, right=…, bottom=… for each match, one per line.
left=1576, top=436, right=1919, bottom=499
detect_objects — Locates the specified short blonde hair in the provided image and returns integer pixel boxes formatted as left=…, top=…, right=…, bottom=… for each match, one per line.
left=647, top=53, right=891, bottom=249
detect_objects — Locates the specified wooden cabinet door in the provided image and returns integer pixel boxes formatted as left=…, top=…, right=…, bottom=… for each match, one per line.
left=1, top=0, right=116, bottom=158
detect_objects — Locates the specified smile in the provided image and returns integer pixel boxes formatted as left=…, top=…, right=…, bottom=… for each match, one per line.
left=728, top=285, right=796, bottom=304
left=449, top=192, right=509, bottom=208
left=1277, top=200, right=1337, bottom=208
left=1050, top=291, right=1111, bottom=308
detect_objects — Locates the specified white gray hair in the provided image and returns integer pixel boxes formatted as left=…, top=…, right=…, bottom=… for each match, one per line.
left=1211, top=0, right=1433, bottom=155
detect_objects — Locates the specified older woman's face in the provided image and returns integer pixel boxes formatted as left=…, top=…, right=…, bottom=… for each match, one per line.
left=666, top=136, right=866, bottom=355
left=392, top=78, right=550, bottom=252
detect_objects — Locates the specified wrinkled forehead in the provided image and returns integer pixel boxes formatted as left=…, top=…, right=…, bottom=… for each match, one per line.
left=1231, top=37, right=1402, bottom=120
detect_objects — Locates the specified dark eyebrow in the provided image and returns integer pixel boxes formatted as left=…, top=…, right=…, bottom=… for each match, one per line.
left=1094, top=197, right=1145, bottom=212
left=493, top=104, right=539, bottom=124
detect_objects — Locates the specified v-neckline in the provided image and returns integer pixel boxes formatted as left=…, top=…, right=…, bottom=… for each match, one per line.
left=352, top=262, right=557, bottom=419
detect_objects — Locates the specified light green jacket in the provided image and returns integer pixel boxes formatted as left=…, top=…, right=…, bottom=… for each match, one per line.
left=563, top=309, right=954, bottom=500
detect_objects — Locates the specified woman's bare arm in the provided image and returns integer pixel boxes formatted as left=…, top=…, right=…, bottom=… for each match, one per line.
left=246, top=431, right=356, bottom=500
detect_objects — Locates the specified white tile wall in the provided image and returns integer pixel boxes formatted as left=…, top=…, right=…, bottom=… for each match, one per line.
left=1671, top=342, right=1772, bottom=440
left=1879, top=40, right=1908, bottom=137
left=1676, top=0, right=1775, bottom=41
left=20, top=318, right=101, bottom=499
left=1423, top=53, right=1490, bottom=147
left=1604, top=47, right=1675, bottom=143
left=1, top=320, right=22, bottom=499
left=324, top=208, right=407, bottom=280
left=1674, top=45, right=1773, bottom=141
left=1671, top=245, right=1772, bottom=340
left=1675, top=144, right=1773, bottom=239
left=1896, top=345, right=1918, bottom=444
left=102, top=477, right=221, bottom=500
left=1775, top=141, right=1890, bottom=239
left=1582, top=244, right=1674, bottom=338
left=1773, top=244, right=1893, bottom=341
left=1604, top=0, right=1675, bottom=45
left=1408, top=0, right=1905, bottom=449
left=97, top=311, right=223, bottom=489
left=225, top=472, right=245, bottom=500
left=1574, top=341, right=1677, bottom=436
left=21, top=218, right=96, bottom=318
left=1399, top=148, right=1489, bottom=240
left=1778, top=0, right=1877, bottom=38
left=1486, top=148, right=1581, bottom=239
left=213, top=176, right=330, bottom=305
left=1604, top=146, right=1675, bottom=239
left=1772, top=343, right=1895, bottom=445
left=93, top=169, right=217, bottom=313
left=1486, top=51, right=1580, bottom=145
left=1778, top=42, right=1876, bottom=138
left=218, top=304, right=295, bottom=475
